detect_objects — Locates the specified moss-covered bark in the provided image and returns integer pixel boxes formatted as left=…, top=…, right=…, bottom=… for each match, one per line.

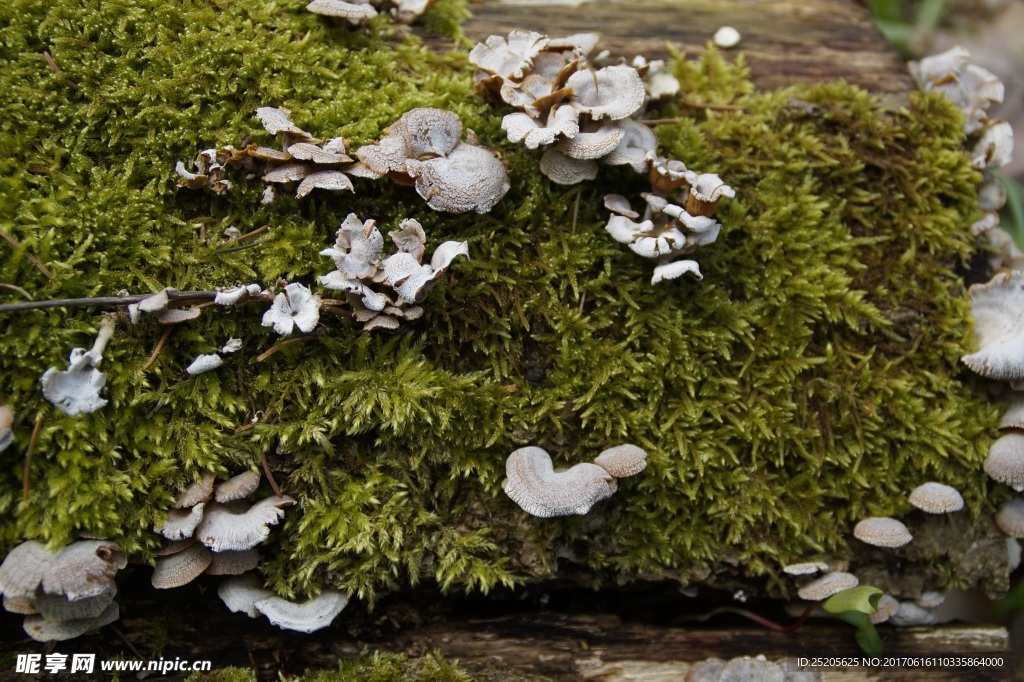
left=0, top=0, right=1004, bottom=606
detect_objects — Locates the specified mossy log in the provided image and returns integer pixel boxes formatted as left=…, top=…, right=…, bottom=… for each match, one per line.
left=0, top=0, right=1012, bottom=677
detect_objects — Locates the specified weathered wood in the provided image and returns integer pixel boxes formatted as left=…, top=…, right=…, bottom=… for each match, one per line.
left=453, top=0, right=916, bottom=92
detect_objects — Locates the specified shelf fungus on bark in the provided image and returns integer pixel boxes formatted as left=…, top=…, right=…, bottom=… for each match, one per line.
left=306, top=0, right=435, bottom=25
left=962, top=272, right=1024, bottom=388
left=995, top=498, right=1024, bottom=538
left=355, top=108, right=509, bottom=213
left=0, top=405, right=12, bottom=453
left=40, top=318, right=115, bottom=416
left=0, top=540, right=126, bottom=641
left=985, top=432, right=1024, bottom=491
left=796, top=571, right=859, bottom=601
left=782, top=561, right=829, bottom=576
left=218, top=573, right=349, bottom=633
left=853, top=517, right=913, bottom=548
left=502, top=444, right=647, bottom=517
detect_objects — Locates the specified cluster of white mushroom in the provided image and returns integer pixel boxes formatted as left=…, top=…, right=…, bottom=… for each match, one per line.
left=177, top=106, right=509, bottom=215
left=320, top=212, right=469, bottom=330
left=0, top=540, right=126, bottom=642
left=782, top=481, right=965, bottom=625
left=306, top=0, right=434, bottom=25
left=469, top=31, right=734, bottom=285
left=910, top=47, right=1018, bottom=275
left=152, top=471, right=293, bottom=590
left=502, top=444, right=647, bottom=517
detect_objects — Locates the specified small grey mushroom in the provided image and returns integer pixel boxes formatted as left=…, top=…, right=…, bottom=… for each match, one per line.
left=3, top=595, right=38, bottom=615
left=205, top=549, right=260, bottom=576
left=797, top=572, right=859, bottom=601
left=34, top=583, right=116, bottom=621
left=221, top=338, right=243, bottom=354
left=602, top=119, right=658, bottom=173
left=502, top=106, right=581, bottom=149
left=555, top=123, right=625, bottom=160
left=195, top=496, right=295, bottom=552
left=972, top=120, right=1014, bottom=170
left=502, top=446, right=618, bottom=517
left=908, top=482, right=964, bottom=514
left=389, top=219, right=427, bottom=261
left=214, top=283, right=262, bottom=307
left=263, top=161, right=313, bottom=184
left=379, top=238, right=469, bottom=304
left=592, top=444, right=647, bottom=477
left=469, top=30, right=550, bottom=83
left=215, top=471, right=261, bottom=503
left=157, top=307, right=202, bottom=325
left=684, top=172, right=736, bottom=217
left=1001, top=395, right=1024, bottom=430
left=296, top=170, right=354, bottom=198
left=42, top=541, right=126, bottom=601
left=151, top=543, right=213, bottom=589
left=175, top=473, right=217, bottom=508
left=870, top=594, right=899, bottom=625
left=996, top=498, right=1024, bottom=538
left=0, top=541, right=52, bottom=599
left=853, top=517, right=913, bottom=548
left=538, top=148, right=598, bottom=185
left=986, top=432, right=1024, bottom=491
left=320, top=213, right=384, bottom=280
left=157, top=503, right=206, bottom=541
left=963, top=272, right=1024, bottom=383
left=255, top=107, right=312, bottom=138
left=399, top=108, right=463, bottom=158
left=651, top=260, right=702, bottom=285
left=713, top=26, right=741, bottom=49
left=219, top=573, right=274, bottom=617
left=23, top=602, right=119, bottom=642
left=783, top=561, right=829, bottom=576
left=286, top=142, right=352, bottom=165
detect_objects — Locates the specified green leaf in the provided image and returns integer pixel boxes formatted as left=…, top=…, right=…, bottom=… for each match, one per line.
left=822, top=586, right=884, bottom=617
left=856, top=622, right=884, bottom=656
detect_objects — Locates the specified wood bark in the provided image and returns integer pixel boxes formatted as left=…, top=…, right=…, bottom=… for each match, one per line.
left=448, top=0, right=916, bottom=92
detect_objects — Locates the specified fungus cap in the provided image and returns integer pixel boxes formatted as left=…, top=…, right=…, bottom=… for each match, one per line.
left=963, top=272, right=1024, bottom=382
left=39, top=541, right=126, bottom=601
left=152, top=543, right=213, bottom=589
left=261, top=284, right=321, bottom=336
left=255, top=591, right=350, bottom=633
left=870, top=594, right=900, bottom=625
left=215, top=471, right=261, bottom=503
left=175, top=473, right=216, bottom=508
left=218, top=574, right=274, bottom=618
left=592, top=444, right=647, bottom=478
left=782, top=561, right=829, bottom=576
left=985, top=432, right=1024, bottom=491
left=503, top=447, right=618, bottom=517
left=853, top=517, right=913, bottom=548
left=157, top=308, right=202, bottom=325
left=797, top=572, right=859, bottom=601
left=195, top=496, right=295, bottom=552
left=0, top=541, right=51, bottom=599
left=972, top=120, right=1014, bottom=170
left=602, top=119, right=658, bottom=173
left=186, top=354, right=223, bottom=376
left=555, top=124, right=625, bottom=160
left=33, top=585, right=116, bottom=621
left=296, top=171, right=354, bottom=199
left=538, top=148, right=598, bottom=185
left=713, top=26, right=741, bottom=49
left=399, top=108, right=463, bottom=159
left=404, top=142, right=510, bottom=214
left=652, top=260, right=702, bottom=285
left=157, top=503, right=206, bottom=541
left=1001, top=396, right=1024, bottom=430
left=41, top=349, right=107, bottom=416
left=469, top=30, right=550, bottom=81
left=305, top=0, right=378, bottom=22
left=205, top=549, right=261, bottom=576
left=3, top=595, right=38, bottom=615
left=262, top=161, right=313, bottom=184
left=255, top=107, right=309, bottom=137
left=23, top=602, right=119, bottom=642
left=908, top=482, right=964, bottom=514
left=214, top=283, right=262, bottom=307
left=566, top=65, right=646, bottom=121
left=286, top=142, right=351, bottom=165
left=996, top=498, right=1024, bottom=538
left=0, top=406, right=12, bottom=453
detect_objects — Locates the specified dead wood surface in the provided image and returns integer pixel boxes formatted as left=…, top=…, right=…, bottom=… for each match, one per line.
left=447, top=0, right=916, bottom=92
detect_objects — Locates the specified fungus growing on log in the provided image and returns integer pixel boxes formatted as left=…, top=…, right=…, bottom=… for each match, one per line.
left=796, top=572, right=859, bottom=601
left=218, top=574, right=349, bottom=633
left=986, top=432, right=1024, bottom=491
left=908, top=483, right=964, bottom=514
left=853, top=517, right=913, bottom=548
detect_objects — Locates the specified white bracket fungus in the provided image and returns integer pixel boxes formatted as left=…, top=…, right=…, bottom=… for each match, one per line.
left=194, top=496, right=295, bottom=552
left=186, top=353, right=224, bottom=376
left=907, top=482, right=964, bottom=514
left=262, top=283, right=321, bottom=336
left=40, top=317, right=115, bottom=416
left=0, top=405, right=13, bottom=453
left=853, top=517, right=913, bottom=548
left=215, top=470, right=262, bottom=503
left=306, top=0, right=435, bottom=25
left=215, top=284, right=263, bottom=307
left=218, top=574, right=349, bottom=633
left=782, top=561, right=829, bottom=576
left=962, top=272, right=1024, bottom=387
left=355, top=108, right=509, bottom=213
left=502, top=444, right=647, bottom=517
left=23, top=603, right=120, bottom=642
left=151, top=543, right=213, bottom=590
left=995, top=498, right=1024, bottom=538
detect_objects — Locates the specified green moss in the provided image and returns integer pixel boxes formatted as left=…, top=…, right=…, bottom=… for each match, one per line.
left=0, top=0, right=1003, bottom=606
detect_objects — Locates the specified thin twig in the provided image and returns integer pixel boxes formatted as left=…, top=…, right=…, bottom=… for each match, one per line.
left=0, top=290, right=218, bottom=313
left=254, top=335, right=316, bottom=363
left=23, top=417, right=44, bottom=501
left=0, top=283, right=33, bottom=300
left=0, top=229, right=54, bottom=279
left=237, top=224, right=269, bottom=242
left=142, top=326, right=174, bottom=372
left=261, top=450, right=283, bottom=497
left=694, top=602, right=818, bottom=633
left=571, top=187, right=582, bottom=235
left=325, top=305, right=353, bottom=318
left=43, top=51, right=80, bottom=91
left=216, top=238, right=271, bottom=254
left=108, top=624, right=149, bottom=665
